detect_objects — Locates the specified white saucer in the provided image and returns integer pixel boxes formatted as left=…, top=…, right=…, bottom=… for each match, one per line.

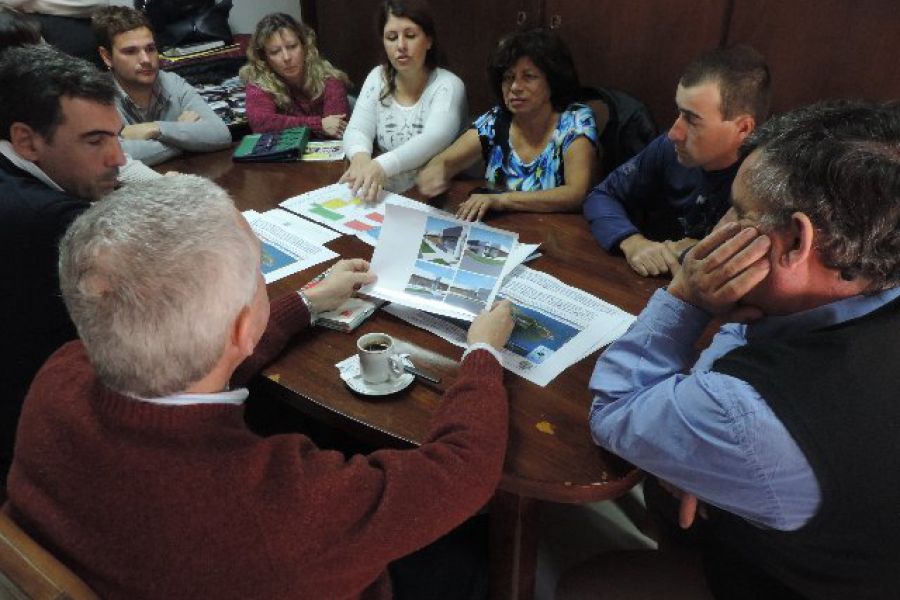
left=345, top=372, right=415, bottom=396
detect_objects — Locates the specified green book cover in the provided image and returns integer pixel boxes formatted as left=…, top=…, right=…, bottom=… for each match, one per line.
left=233, top=126, right=311, bottom=162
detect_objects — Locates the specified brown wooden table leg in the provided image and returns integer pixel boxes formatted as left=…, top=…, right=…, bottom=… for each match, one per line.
left=489, top=490, right=539, bottom=600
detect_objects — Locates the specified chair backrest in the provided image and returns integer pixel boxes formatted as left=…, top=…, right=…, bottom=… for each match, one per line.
left=583, top=86, right=659, bottom=177
left=0, top=511, right=99, bottom=600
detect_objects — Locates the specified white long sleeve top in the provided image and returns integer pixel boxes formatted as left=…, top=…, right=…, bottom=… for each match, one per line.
left=343, top=65, right=467, bottom=192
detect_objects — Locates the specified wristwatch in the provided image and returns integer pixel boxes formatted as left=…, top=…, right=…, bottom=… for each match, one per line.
left=297, top=290, right=318, bottom=325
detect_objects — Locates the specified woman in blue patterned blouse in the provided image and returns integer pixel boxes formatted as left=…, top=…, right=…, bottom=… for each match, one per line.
left=418, top=28, right=599, bottom=221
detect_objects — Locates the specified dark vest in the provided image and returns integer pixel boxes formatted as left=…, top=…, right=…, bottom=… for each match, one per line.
left=0, top=155, right=88, bottom=487
left=707, top=295, right=900, bottom=599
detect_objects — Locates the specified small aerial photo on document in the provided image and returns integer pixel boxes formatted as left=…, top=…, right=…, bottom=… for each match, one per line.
left=405, top=260, right=453, bottom=301
left=461, top=226, right=514, bottom=277
left=444, top=269, right=496, bottom=314
left=259, top=242, right=295, bottom=276
left=418, top=217, right=465, bottom=267
left=503, top=300, right=581, bottom=364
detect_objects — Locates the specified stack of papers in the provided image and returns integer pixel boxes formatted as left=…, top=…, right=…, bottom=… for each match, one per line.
left=270, top=182, right=636, bottom=385
left=385, top=265, right=635, bottom=387
left=242, top=208, right=339, bottom=283
left=280, top=182, right=446, bottom=245
left=363, top=203, right=533, bottom=321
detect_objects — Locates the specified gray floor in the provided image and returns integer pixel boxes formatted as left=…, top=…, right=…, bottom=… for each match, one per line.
left=534, top=484, right=657, bottom=599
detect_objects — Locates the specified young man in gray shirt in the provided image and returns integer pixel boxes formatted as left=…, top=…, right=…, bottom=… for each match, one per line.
left=92, top=6, right=232, bottom=166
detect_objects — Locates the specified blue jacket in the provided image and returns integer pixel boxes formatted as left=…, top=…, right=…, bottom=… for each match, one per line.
left=583, top=134, right=738, bottom=251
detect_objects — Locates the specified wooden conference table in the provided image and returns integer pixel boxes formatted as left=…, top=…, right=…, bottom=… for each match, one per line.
left=163, top=149, right=665, bottom=599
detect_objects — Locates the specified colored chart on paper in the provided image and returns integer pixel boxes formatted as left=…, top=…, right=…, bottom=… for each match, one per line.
left=280, top=183, right=386, bottom=237
left=355, top=226, right=383, bottom=246
left=280, top=183, right=446, bottom=243
left=345, top=219, right=375, bottom=232
left=309, top=204, right=344, bottom=221
left=321, top=197, right=361, bottom=210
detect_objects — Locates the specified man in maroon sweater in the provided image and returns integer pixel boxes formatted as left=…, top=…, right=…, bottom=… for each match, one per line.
left=5, top=174, right=515, bottom=600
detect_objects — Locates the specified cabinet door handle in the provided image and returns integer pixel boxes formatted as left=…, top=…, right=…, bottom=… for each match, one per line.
left=516, top=10, right=528, bottom=25
left=549, top=14, right=562, bottom=29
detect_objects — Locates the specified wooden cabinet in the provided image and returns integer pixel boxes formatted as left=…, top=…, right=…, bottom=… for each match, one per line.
left=725, top=0, right=900, bottom=115
left=427, top=0, right=538, bottom=115
left=300, top=0, right=728, bottom=125
left=302, top=0, right=900, bottom=138
left=545, top=0, right=728, bottom=128
left=300, top=0, right=383, bottom=96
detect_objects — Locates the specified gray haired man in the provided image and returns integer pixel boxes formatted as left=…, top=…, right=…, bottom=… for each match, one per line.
left=6, top=174, right=516, bottom=599
left=569, top=101, right=900, bottom=598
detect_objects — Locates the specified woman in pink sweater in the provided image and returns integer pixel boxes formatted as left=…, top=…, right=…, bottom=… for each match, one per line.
left=240, top=13, right=350, bottom=137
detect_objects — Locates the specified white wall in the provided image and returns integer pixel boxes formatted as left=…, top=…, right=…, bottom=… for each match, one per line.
left=110, top=0, right=302, bottom=35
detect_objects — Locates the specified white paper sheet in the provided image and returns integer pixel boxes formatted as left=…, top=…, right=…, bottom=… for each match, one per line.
left=363, top=203, right=523, bottom=321
left=301, top=140, right=345, bottom=161
left=279, top=182, right=450, bottom=245
left=243, top=209, right=339, bottom=283
left=384, top=265, right=635, bottom=386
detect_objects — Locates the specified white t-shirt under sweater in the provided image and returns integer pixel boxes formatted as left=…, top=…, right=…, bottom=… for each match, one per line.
left=343, top=65, right=467, bottom=192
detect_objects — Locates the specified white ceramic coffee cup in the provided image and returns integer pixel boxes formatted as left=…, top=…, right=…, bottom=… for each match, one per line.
left=357, top=332, right=403, bottom=384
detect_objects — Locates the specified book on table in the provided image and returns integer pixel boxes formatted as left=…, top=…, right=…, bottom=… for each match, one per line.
left=302, top=268, right=384, bottom=332
left=233, top=127, right=310, bottom=163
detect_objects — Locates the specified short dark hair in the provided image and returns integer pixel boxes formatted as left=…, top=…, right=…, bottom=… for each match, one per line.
left=376, top=0, right=439, bottom=103
left=91, top=5, right=153, bottom=52
left=487, top=28, right=582, bottom=112
left=0, top=6, right=41, bottom=51
left=0, top=45, right=116, bottom=141
left=681, top=45, right=771, bottom=123
left=741, top=100, right=900, bottom=290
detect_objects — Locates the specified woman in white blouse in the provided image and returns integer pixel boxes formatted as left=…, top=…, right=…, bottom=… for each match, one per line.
left=340, top=0, right=466, bottom=201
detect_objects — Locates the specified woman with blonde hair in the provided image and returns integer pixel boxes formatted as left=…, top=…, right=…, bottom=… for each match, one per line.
left=240, top=13, right=350, bottom=137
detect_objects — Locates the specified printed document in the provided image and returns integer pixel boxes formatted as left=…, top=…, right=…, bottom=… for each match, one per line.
left=301, top=140, right=345, bottom=161
left=385, top=265, right=635, bottom=386
left=243, top=208, right=339, bottom=283
left=279, top=182, right=448, bottom=245
left=364, top=203, right=524, bottom=321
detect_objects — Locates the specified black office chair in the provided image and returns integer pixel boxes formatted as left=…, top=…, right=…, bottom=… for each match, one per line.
left=582, top=85, right=658, bottom=177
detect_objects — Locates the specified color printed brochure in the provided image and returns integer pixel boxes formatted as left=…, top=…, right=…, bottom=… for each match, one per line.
left=384, top=265, right=635, bottom=386
left=243, top=209, right=339, bottom=284
left=279, top=182, right=447, bottom=244
left=363, top=203, right=523, bottom=321
left=352, top=192, right=452, bottom=246
left=301, top=140, right=345, bottom=161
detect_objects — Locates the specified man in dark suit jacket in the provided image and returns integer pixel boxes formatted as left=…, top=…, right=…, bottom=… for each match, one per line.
left=0, top=45, right=125, bottom=488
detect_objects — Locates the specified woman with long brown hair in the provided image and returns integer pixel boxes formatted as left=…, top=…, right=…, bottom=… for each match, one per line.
left=340, top=0, right=466, bottom=200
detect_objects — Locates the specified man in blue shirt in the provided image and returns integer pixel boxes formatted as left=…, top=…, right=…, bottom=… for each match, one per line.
left=583, top=46, right=770, bottom=277
left=584, top=101, right=900, bottom=598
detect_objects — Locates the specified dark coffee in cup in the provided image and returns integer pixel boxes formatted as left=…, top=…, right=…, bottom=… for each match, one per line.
left=363, top=342, right=390, bottom=352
